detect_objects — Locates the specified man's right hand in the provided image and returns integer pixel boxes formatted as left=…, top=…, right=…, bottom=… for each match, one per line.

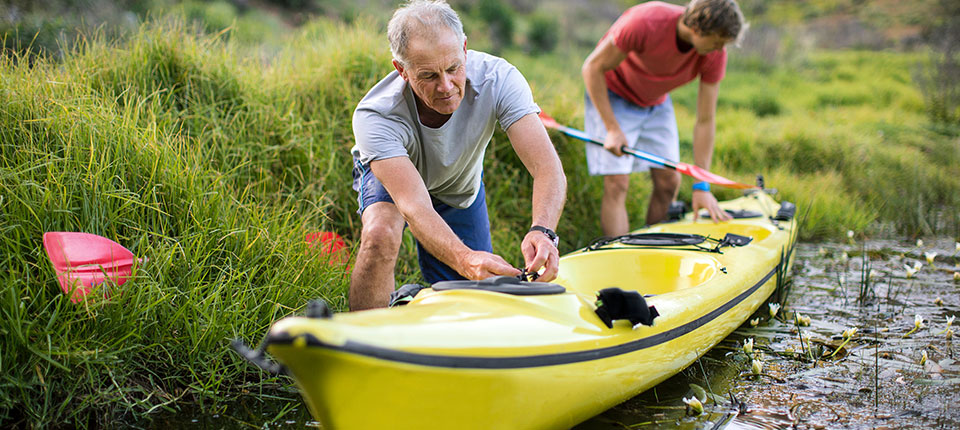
left=604, top=128, right=629, bottom=157
left=458, top=250, right=522, bottom=280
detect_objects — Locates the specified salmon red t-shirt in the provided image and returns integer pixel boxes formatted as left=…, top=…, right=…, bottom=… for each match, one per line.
left=601, top=1, right=726, bottom=107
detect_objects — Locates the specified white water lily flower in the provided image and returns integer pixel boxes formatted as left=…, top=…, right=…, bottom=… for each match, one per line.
left=917, top=239, right=924, bottom=247
left=794, top=312, right=811, bottom=326
left=743, top=338, right=754, bottom=355
left=682, top=396, right=704, bottom=415
left=915, top=314, right=926, bottom=330
left=868, top=270, right=880, bottom=279
left=914, top=261, right=923, bottom=271
left=847, top=230, right=854, bottom=240
left=769, top=303, right=781, bottom=318
left=925, top=251, right=937, bottom=264
left=954, top=272, right=960, bottom=281
left=842, top=327, right=858, bottom=339
left=920, top=350, right=928, bottom=365
left=947, top=316, right=956, bottom=328
left=750, top=318, right=760, bottom=327
left=840, top=252, right=849, bottom=262
left=905, top=264, right=919, bottom=279
left=751, top=359, right=763, bottom=375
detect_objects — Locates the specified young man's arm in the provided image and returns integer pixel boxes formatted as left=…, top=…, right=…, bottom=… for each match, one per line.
left=582, top=38, right=629, bottom=156
left=505, top=113, right=567, bottom=281
left=369, top=157, right=521, bottom=279
left=691, top=80, right=732, bottom=223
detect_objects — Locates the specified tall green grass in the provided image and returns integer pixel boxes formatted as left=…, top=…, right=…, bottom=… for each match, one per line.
left=1, top=13, right=959, bottom=428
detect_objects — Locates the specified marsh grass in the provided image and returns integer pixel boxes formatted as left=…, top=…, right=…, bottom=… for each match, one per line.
left=2, top=12, right=960, bottom=428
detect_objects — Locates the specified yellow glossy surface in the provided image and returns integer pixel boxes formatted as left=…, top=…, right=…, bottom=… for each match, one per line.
left=266, top=191, right=797, bottom=430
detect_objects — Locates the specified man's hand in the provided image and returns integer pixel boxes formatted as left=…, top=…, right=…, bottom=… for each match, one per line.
left=692, top=190, right=732, bottom=223
left=458, top=250, right=521, bottom=280
left=603, top=128, right=629, bottom=157
left=520, top=231, right=559, bottom=282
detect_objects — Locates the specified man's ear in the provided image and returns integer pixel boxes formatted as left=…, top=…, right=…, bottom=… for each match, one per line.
left=462, top=37, right=468, bottom=55
left=392, top=59, right=407, bottom=81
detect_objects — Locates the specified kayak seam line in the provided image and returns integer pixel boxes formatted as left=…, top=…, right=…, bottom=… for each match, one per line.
left=269, top=265, right=779, bottom=369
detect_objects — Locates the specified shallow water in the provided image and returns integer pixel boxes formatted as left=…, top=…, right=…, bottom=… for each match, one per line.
left=148, top=237, right=960, bottom=429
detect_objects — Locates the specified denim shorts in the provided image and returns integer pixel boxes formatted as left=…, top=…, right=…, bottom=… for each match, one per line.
left=352, top=158, right=493, bottom=284
left=584, top=90, right=679, bottom=175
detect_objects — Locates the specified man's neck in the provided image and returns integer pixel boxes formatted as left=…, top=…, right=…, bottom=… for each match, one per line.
left=675, top=21, right=694, bottom=53
left=415, top=94, right=452, bottom=128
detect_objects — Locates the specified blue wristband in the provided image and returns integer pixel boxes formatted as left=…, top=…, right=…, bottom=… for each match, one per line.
left=692, top=181, right=711, bottom=192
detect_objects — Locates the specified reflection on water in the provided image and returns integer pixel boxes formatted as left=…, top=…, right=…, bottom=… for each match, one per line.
left=148, top=238, right=960, bottom=430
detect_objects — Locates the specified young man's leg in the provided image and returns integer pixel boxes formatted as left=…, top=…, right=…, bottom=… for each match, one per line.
left=636, top=95, right=681, bottom=225
left=646, top=168, right=681, bottom=225
left=601, top=174, right=631, bottom=237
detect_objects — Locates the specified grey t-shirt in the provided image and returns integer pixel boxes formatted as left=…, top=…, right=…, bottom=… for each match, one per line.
left=351, top=50, right=540, bottom=209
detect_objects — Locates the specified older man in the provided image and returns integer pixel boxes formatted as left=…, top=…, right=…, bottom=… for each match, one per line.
left=582, top=0, right=747, bottom=236
left=349, top=0, right=566, bottom=311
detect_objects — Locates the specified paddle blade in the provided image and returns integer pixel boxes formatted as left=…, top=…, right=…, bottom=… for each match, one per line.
left=676, top=164, right=756, bottom=189
left=42, top=232, right=140, bottom=303
left=305, top=231, right=351, bottom=268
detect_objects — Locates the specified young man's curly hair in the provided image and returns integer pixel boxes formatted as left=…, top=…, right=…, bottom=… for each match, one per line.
left=681, top=0, right=748, bottom=44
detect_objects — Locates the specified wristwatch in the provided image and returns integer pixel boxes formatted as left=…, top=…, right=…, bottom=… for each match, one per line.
left=529, top=225, right=559, bottom=247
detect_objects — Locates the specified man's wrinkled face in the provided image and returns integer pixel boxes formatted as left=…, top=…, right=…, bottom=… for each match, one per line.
left=394, top=29, right=467, bottom=116
left=690, top=31, right=732, bottom=55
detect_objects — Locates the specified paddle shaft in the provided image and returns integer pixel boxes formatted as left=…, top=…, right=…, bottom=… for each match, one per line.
left=539, top=112, right=756, bottom=189
left=550, top=124, right=679, bottom=170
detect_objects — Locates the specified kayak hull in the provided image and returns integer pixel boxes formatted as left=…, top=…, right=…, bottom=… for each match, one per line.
left=264, top=191, right=797, bottom=429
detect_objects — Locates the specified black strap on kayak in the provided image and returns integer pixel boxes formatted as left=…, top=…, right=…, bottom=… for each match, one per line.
left=594, top=287, right=659, bottom=328
left=774, top=201, right=796, bottom=221
left=389, top=283, right=427, bottom=307
left=432, top=275, right=566, bottom=295
left=587, top=232, right=753, bottom=253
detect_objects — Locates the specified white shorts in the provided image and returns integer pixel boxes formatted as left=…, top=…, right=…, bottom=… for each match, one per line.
left=585, top=90, right=679, bottom=176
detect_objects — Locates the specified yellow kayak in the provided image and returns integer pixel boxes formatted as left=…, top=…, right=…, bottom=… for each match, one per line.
left=241, top=190, right=798, bottom=430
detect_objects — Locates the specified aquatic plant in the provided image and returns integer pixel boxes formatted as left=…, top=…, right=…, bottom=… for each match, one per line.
left=830, top=327, right=858, bottom=358
left=751, top=359, right=764, bottom=375
left=917, top=239, right=924, bottom=247
left=682, top=396, right=704, bottom=416
left=904, top=314, right=926, bottom=337
left=769, top=303, right=781, bottom=318
left=750, top=318, right=760, bottom=327
left=920, top=350, right=928, bottom=365
left=743, top=338, right=754, bottom=355
left=905, top=264, right=920, bottom=278
left=925, top=251, right=938, bottom=266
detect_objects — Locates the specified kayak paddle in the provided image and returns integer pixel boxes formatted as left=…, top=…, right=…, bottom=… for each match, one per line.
left=42, top=232, right=144, bottom=303
left=538, top=112, right=755, bottom=189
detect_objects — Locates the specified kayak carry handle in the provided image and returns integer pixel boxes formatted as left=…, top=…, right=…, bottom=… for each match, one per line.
left=594, top=288, right=659, bottom=329
left=230, top=338, right=285, bottom=376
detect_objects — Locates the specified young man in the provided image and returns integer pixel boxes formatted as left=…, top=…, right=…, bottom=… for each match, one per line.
left=349, top=0, right=566, bottom=311
left=582, top=0, right=747, bottom=236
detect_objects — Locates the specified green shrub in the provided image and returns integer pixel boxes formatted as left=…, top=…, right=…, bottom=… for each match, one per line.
left=526, top=12, right=559, bottom=54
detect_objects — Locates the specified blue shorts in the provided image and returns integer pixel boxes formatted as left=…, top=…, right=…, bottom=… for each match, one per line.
left=584, top=90, right=679, bottom=175
left=352, top=159, right=493, bottom=284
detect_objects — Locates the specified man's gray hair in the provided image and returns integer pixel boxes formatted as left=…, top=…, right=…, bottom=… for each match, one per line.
left=388, top=0, right=466, bottom=66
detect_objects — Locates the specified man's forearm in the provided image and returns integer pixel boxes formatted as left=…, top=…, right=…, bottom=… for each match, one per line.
left=582, top=66, right=621, bottom=134
left=529, top=166, right=567, bottom=230
left=692, top=119, right=716, bottom=170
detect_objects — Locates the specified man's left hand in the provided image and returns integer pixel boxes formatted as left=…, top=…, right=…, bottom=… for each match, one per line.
left=521, top=231, right=559, bottom=282
left=692, top=190, right=732, bottom=223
